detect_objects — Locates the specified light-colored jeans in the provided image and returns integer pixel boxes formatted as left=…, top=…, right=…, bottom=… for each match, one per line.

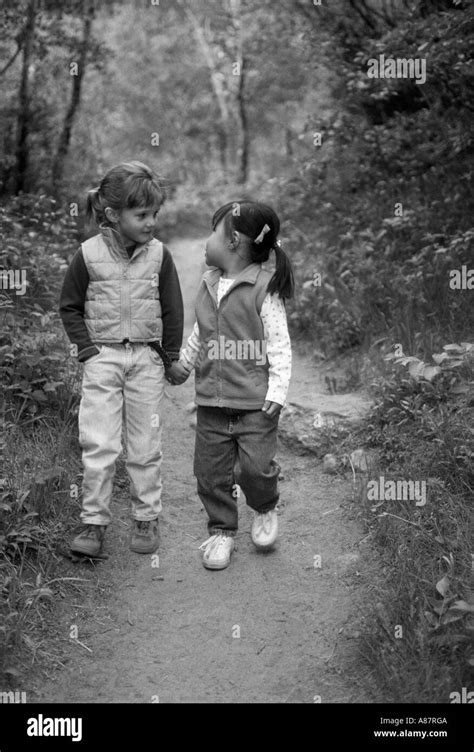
left=78, top=342, right=165, bottom=525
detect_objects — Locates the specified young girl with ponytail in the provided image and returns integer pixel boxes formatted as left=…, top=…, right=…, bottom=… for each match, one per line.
left=170, top=200, right=294, bottom=570
left=59, top=160, right=184, bottom=557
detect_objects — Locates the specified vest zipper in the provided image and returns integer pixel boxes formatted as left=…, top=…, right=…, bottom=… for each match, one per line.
left=215, top=295, right=222, bottom=405
left=121, top=260, right=129, bottom=340
left=123, top=244, right=147, bottom=339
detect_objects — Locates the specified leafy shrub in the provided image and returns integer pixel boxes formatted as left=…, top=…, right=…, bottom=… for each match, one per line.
left=278, top=2, right=474, bottom=357
left=0, top=194, right=80, bottom=422
left=353, top=340, right=473, bottom=701
left=0, top=195, right=81, bottom=682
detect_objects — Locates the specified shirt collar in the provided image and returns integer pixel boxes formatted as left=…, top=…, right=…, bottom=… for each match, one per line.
left=204, top=263, right=261, bottom=290
left=99, top=226, right=150, bottom=261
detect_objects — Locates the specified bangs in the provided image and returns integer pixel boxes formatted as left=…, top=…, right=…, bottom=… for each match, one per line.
left=125, top=175, right=165, bottom=209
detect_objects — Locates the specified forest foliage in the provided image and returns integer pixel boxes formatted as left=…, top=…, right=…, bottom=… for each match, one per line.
left=2, top=0, right=472, bottom=352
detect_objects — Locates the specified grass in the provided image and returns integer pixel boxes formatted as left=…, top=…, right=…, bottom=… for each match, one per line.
left=0, top=406, right=85, bottom=684
left=355, top=473, right=472, bottom=702
left=283, top=341, right=473, bottom=702
left=346, top=346, right=474, bottom=703
left=0, top=314, right=86, bottom=685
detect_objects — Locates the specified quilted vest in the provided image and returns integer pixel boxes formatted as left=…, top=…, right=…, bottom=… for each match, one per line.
left=194, top=264, right=271, bottom=409
left=82, top=232, right=163, bottom=342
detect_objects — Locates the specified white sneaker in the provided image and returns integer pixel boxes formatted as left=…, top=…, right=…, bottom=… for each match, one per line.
left=251, top=509, right=278, bottom=550
left=199, top=533, right=235, bottom=570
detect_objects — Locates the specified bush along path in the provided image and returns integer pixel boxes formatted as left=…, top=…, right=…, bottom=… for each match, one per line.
left=21, top=235, right=380, bottom=704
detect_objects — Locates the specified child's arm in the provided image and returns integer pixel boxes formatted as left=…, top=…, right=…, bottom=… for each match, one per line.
left=165, top=322, right=200, bottom=384
left=59, top=248, right=99, bottom=362
left=180, top=321, right=201, bottom=371
left=260, top=293, right=292, bottom=414
left=159, top=246, right=184, bottom=363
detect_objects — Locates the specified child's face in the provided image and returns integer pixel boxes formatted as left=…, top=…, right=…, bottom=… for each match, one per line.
left=116, top=204, right=159, bottom=247
left=204, top=218, right=229, bottom=267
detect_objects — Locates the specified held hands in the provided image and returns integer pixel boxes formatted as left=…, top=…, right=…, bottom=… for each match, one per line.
left=165, top=361, right=191, bottom=385
left=261, top=400, right=282, bottom=419
left=164, top=364, right=282, bottom=416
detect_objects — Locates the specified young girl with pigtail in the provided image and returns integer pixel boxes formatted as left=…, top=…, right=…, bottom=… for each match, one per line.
left=59, top=160, right=184, bottom=558
left=168, top=200, right=294, bottom=570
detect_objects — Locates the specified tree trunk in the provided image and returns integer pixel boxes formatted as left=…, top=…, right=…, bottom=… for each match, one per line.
left=285, top=125, right=293, bottom=158
left=217, top=125, right=228, bottom=172
left=13, top=0, right=37, bottom=194
left=177, top=0, right=231, bottom=176
left=229, top=0, right=249, bottom=184
left=51, top=0, right=94, bottom=194
left=235, top=55, right=249, bottom=184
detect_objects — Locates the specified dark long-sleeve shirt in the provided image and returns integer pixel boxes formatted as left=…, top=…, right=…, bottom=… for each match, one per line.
left=59, top=243, right=184, bottom=363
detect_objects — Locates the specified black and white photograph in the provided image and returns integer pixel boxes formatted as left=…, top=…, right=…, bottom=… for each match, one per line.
left=0, top=0, right=473, bottom=740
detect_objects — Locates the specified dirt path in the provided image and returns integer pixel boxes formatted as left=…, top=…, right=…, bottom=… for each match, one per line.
left=30, top=237, right=380, bottom=704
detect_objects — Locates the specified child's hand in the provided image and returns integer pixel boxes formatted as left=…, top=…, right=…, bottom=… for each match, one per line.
left=165, top=361, right=191, bottom=385
left=261, top=400, right=282, bottom=418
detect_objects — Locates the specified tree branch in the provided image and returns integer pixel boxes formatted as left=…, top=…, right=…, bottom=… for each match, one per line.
left=51, top=0, right=95, bottom=189
left=0, top=43, right=22, bottom=77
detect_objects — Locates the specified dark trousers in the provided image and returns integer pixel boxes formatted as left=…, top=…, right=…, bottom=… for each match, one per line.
left=194, top=406, right=280, bottom=534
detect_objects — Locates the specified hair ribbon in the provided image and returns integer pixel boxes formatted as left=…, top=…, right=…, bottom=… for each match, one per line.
left=254, top=224, right=270, bottom=244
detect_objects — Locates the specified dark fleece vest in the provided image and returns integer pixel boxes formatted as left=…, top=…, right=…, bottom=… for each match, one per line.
left=194, top=264, right=272, bottom=409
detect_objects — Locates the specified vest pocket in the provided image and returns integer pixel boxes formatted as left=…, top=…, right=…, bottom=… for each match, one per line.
left=243, top=361, right=267, bottom=388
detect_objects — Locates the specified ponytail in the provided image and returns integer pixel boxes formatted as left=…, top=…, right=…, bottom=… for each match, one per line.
left=267, top=241, right=295, bottom=300
left=212, top=199, right=295, bottom=299
left=86, top=187, right=104, bottom=226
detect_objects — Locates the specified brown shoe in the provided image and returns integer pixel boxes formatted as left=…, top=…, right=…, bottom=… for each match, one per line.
left=130, top=519, right=159, bottom=554
left=71, top=524, right=106, bottom=557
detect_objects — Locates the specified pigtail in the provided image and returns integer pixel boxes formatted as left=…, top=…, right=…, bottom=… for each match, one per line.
left=86, top=187, right=103, bottom=226
left=213, top=199, right=295, bottom=299
left=267, top=241, right=295, bottom=300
